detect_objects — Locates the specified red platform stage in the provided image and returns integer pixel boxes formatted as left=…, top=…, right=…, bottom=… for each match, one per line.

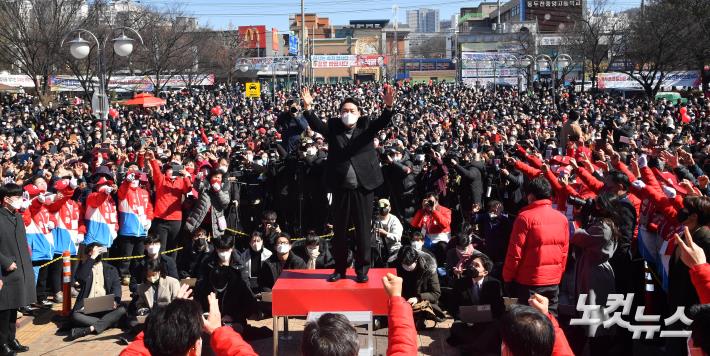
left=272, top=268, right=395, bottom=316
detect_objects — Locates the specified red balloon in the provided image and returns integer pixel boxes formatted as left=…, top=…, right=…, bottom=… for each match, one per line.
left=108, top=108, right=119, bottom=119
left=210, top=106, right=223, bottom=116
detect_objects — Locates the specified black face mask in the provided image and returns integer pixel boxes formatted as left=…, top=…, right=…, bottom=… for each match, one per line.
left=677, top=209, right=691, bottom=224
left=290, top=106, right=298, bottom=114
left=379, top=207, right=390, bottom=216
left=463, top=267, right=480, bottom=279
left=193, top=238, right=208, bottom=252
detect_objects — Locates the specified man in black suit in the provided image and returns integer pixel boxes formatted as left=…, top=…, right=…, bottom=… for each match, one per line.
left=448, top=251, right=505, bottom=353
left=301, top=85, right=396, bottom=283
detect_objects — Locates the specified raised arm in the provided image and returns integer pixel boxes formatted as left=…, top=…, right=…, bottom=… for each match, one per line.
left=301, top=87, right=328, bottom=135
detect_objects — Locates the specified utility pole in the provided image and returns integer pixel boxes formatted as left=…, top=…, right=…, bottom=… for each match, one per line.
left=301, top=0, right=305, bottom=86
left=497, top=0, right=501, bottom=32
left=392, top=4, right=398, bottom=82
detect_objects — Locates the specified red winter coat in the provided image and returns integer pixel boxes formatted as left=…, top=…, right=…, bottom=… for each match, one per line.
left=690, top=263, right=710, bottom=304
left=120, top=326, right=257, bottom=356
left=387, top=296, right=418, bottom=355
left=410, top=205, right=452, bottom=236
left=149, top=159, right=193, bottom=221
left=549, top=312, right=574, bottom=356
left=503, top=199, right=569, bottom=286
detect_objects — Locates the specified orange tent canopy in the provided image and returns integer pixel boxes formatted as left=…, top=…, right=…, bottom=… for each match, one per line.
left=119, top=92, right=166, bottom=107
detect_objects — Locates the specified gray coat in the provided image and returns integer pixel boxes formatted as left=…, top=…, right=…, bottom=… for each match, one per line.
left=0, top=207, right=36, bottom=310
left=572, top=221, right=617, bottom=336
left=185, top=186, right=230, bottom=239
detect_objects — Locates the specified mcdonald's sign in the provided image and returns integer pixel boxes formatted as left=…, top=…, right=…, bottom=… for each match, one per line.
left=238, top=25, right=267, bottom=49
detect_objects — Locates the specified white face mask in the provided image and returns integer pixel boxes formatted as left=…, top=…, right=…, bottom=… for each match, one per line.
left=218, top=166, right=228, bottom=174
left=402, top=262, right=417, bottom=272
left=130, top=180, right=140, bottom=188
left=147, top=275, right=160, bottom=284
left=218, top=250, right=232, bottom=262
left=307, top=245, right=319, bottom=256
left=411, top=241, right=423, bottom=250
left=8, top=198, right=22, bottom=211
left=146, top=244, right=160, bottom=256
left=276, top=244, right=291, bottom=254
left=250, top=241, right=262, bottom=252
left=341, top=112, right=358, bottom=126
left=211, top=183, right=222, bottom=191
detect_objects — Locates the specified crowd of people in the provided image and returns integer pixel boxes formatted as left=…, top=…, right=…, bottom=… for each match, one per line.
left=0, top=79, right=708, bottom=356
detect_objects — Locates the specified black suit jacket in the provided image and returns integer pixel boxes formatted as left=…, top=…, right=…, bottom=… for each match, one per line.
left=453, top=275, right=505, bottom=319
left=73, top=259, right=122, bottom=313
left=303, top=108, right=393, bottom=191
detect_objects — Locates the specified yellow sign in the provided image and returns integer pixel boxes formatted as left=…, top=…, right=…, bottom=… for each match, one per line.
left=245, top=82, right=260, bottom=98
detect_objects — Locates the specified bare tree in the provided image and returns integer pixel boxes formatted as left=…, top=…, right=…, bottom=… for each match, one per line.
left=132, top=6, right=205, bottom=94
left=206, top=27, right=249, bottom=86
left=610, top=0, right=686, bottom=98
left=0, top=0, right=89, bottom=99
left=562, top=0, right=626, bottom=91
left=409, top=35, right=446, bottom=58
left=675, top=0, right=710, bottom=92
left=61, top=0, right=155, bottom=99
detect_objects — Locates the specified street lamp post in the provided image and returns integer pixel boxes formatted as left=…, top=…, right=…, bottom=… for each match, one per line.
left=535, top=54, right=553, bottom=107
left=62, top=27, right=143, bottom=141
left=519, top=55, right=534, bottom=94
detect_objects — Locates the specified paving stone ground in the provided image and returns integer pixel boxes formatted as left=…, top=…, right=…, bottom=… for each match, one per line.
left=15, top=285, right=461, bottom=356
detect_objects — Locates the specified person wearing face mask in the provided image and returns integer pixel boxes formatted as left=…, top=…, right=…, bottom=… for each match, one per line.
left=69, top=242, right=127, bottom=341
left=258, top=234, right=306, bottom=292
left=381, top=147, right=418, bottom=221
left=0, top=184, right=35, bottom=355
left=185, top=171, right=231, bottom=241
left=83, top=175, right=119, bottom=248
left=559, top=109, right=583, bottom=150
left=447, top=252, right=505, bottom=353
left=129, top=235, right=179, bottom=296
left=135, top=259, right=181, bottom=313
left=292, top=231, right=335, bottom=270
left=145, top=150, right=193, bottom=257
left=44, top=177, right=83, bottom=303
left=177, top=229, right=212, bottom=280
left=215, top=158, right=242, bottom=232
left=395, top=246, right=443, bottom=328
left=116, top=170, right=154, bottom=285
left=195, top=235, right=256, bottom=337
left=275, top=99, right=308, bottom=155
left=22, top=181, right=58, bottom=308
left=472, top=200, right=513, bottom=272
left=301, top=85, right=396, bottom=283
left=237, top=232, right=272, bottom=293
left=371, top=199, right=403, bottom=267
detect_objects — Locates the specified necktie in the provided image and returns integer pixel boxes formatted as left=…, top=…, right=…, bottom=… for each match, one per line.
left=470, top=281, right=480, bottom=305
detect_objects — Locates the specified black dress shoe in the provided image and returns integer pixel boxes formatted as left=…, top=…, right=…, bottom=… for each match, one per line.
left=326, top=272, right=343, bottom=282
left=8, top=340, right=28, bottom=353
left=0, top=344, right=16, bottom=356
left=355, top=274, right=369, bottom=283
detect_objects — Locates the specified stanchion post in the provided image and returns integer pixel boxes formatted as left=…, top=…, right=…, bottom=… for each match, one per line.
left=61, top=251, right=72, bottom=316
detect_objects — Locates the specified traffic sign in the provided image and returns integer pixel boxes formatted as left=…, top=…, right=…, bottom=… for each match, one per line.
left=245, top=82, right=261, bottom=98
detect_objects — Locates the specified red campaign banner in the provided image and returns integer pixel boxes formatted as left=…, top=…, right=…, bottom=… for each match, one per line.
left=356, top=55, right=388, bottom=67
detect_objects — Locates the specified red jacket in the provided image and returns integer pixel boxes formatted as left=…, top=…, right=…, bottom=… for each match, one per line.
left=410, top=205, right=452, bottom=236
left=149, top=159, right=193, bottom=221
left=120, top=326, right=257, bottom=356
left=503, top=199, right=569, bottom=286
left=690, top=263, right=710, bottom=304
left=387, top=296, right=418, bottom=355
left=549, top=312, right=574, bottom=356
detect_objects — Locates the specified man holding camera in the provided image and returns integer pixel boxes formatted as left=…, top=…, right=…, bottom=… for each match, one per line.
left=410, top=192, right=452, bottom=266
left=275, top=99, right=308, bottom=156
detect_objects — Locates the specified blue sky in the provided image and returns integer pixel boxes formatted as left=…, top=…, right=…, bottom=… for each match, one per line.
left=138, top=0, right=642, bottom=31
